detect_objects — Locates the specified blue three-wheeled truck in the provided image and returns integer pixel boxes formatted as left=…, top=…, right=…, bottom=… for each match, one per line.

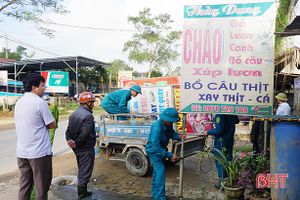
left=96, top=113, right=206, bottom=177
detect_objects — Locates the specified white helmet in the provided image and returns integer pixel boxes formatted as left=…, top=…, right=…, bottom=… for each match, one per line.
left=42, top=95, right=50, bottom=104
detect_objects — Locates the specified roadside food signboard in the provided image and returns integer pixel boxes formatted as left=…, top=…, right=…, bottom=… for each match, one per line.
left=41, top=71, right=69, bottom=94
left=118, top=71, right=133, bottom=88
left=123, top=76, right=180, bottom=87
left=0, top=70, right=8, bottom=86
left=174, top=85, right=213, bottom=134
left=129, top=86, right=175, bottom=114
left=180, top=1, right=276, bottom=115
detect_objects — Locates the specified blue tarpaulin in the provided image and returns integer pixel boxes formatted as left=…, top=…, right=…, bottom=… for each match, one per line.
left=0, top=92, right=23, bottom=96
left=7, top=80, right=23, bottom=86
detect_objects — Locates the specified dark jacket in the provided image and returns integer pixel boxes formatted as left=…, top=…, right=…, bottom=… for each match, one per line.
left=101, top=89, right=131, bottom=113
left=146, top=119, right=181, bottom=159
left=207, top=114, right=239, bottom=152
left=65, top=106, right=96, bottom=152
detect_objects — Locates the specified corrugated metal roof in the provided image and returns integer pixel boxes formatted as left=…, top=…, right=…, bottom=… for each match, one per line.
left=276, top=16, right=300, bottom=37
left=0, top=56, right=110, bottom=74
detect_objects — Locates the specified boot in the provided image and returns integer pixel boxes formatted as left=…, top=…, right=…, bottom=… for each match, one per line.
left=77, top=185, right=93, bottom=200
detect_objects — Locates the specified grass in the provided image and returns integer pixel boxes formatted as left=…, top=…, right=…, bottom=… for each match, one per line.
left=58, top=102, right=104, bottom=117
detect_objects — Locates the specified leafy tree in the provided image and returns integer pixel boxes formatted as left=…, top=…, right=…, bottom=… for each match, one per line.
left=78, top=66, right=108, bottom=90
left=132, top=71, right=140, bottom=78
left=123, top=8, right=181, bottom=78
left=165, top=65, right=181, bottom=76
left=107, top=59, right=134, bottom=86
left=151, top=69, right=163, bottom=78
left=0, top=45, right=34, bottom=60
left=0, top=0, right=68, bottom=37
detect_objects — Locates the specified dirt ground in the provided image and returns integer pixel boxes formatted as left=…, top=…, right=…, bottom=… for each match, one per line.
left=0, top=111, right=13, bottom=118
left=0, top=111, right=251, bottom=199
left=0, top=151, right=224, bottom=199
left=0, top=111, right=15, bottom=131
left=92, top=154, right=223, bottom=199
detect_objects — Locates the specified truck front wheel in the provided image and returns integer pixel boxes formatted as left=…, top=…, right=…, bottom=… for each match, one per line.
left=125, top=148, right=149, bottom=177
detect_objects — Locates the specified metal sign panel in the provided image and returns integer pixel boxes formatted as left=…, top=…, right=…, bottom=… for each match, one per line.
left=180, top=1, right=276, bottom=115
left=123, top=76, right=180, bottom=87
left=118, top=71, right=133, bottom=88
left=294, top=77, right=300, bottom=115
left=41, top=71, right=69, bottom=94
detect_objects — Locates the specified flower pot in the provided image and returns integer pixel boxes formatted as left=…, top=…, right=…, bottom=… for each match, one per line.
left=222, top=180, right=245, bottom=200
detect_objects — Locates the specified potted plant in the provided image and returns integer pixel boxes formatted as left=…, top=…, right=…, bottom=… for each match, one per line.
left=239, top=152, right=271, bottom=200
left=212, top=148, right=245, bottom=199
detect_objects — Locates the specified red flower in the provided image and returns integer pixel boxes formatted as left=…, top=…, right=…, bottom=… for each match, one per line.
left=241, top=152, right=245, bottom=158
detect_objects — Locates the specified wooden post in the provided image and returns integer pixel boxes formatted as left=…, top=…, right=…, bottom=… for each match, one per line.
left=178, top=113, right=186, bottom=198
left=263, top=120, right=268, bottom=155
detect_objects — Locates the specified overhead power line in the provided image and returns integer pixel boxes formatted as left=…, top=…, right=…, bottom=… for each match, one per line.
left=0, top=33, right=61, bottom=56
left=49, top=21, right=181, bottom=32
left=49, top=22, right=138, bottom=32
left=0, top=33, right=107, bottom=62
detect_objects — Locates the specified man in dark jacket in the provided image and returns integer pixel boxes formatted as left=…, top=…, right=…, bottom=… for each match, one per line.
left=204, top=114, right=239, bottom=189
left=146, top=108, right=185, bottom=200
left=65, top=92, right=96, bottom=199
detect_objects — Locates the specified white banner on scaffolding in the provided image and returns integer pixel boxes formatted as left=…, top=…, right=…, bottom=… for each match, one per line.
left=0, top=70, right=8, bottom=86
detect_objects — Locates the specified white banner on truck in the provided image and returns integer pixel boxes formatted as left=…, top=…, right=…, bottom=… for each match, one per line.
left=129, top=86, right=175, bottom=114
left=180, top=1, right=276, bottom=115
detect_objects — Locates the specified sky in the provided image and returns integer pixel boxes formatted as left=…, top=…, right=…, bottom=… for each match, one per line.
left=0, top=0, right=299, bottom=73
left=0, top=0, right=192, bottom=73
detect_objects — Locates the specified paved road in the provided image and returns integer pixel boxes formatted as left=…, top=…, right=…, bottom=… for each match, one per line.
left=0, top=120, right=71, bottom=175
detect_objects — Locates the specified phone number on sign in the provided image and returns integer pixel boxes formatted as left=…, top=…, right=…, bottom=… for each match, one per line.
left=191, top=105, right=248, bottom=114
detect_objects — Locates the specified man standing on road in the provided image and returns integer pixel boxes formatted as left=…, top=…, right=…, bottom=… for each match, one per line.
left=15, top=73, right=56, bottom=200
left=146, top=108, right=185, bottom=200
left=65, top=92, right=96, bottom=199
left=101, top=85, right=141, bottom=120
left=30, top=94, right=60, bottom=200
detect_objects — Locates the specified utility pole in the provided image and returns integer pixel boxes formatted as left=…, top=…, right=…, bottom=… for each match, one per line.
left=109, top=69, right=112, bottom=93
left=5, top=33, right=8, bottom=58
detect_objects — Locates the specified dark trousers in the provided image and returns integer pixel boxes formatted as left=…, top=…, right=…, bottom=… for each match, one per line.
left=102, top=105, right=128, bottom=120
left=214, top=138, right=233, bottom=179
left=250, top=121, right=271, bottom=154
left=148, top=155, right=166, bottom=200
left=17, top=155, right=52, bottom=200
left=75, top=150, right=95, bottom=186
